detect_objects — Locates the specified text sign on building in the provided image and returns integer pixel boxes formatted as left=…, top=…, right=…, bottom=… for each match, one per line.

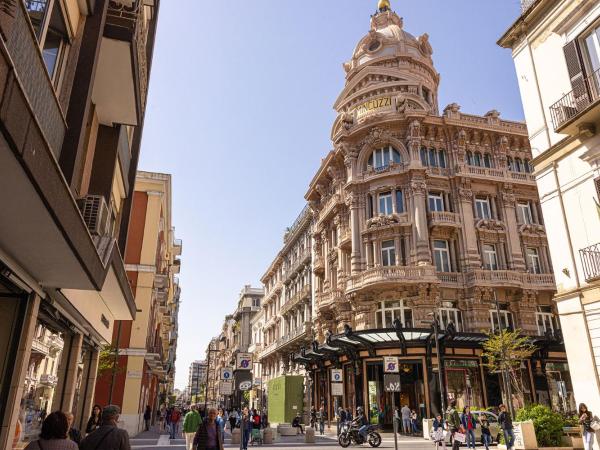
left=384, top=374, right=401, bottom=392
left=236, top=353, right=253, bottom=370
left=221, top=368, right=233, bottom=380
left=331, top=383, right=344, bottom=396
left=355, top=96, right=393, bottom=120
left=384, top=357, right=399, bottom=373
left=331, top=369, right=343, bottom=383
left=219, top=381, right=233, bottom=395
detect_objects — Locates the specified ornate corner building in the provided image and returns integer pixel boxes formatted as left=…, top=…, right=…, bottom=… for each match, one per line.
left=292, top=1, right=572, bottom=426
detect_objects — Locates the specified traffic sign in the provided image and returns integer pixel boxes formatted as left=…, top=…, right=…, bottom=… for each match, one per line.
left=220, top=367, right=233, bottom=380
left=239, top=380, right=252, bottom=391
left=384, top=374, right=401, bottom=392
left=331, top=368, right=343, bottom=383
left=384, top=356, right=399, bottom=373
left=331, top=383, right=344, bottom=396
left=219, top=381, right=233, bottom=395
left=236, top=353, right=253, bottom=370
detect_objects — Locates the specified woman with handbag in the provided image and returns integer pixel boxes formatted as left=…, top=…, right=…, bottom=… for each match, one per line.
left=432, top=414, right=447, bottom=450
left=579, top=403, right=597, bottom=450
left=445, top=400, right=464, bottom=450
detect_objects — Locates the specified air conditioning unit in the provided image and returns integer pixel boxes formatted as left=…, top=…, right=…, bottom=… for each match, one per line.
left=76, top=195, right=110, bottom=236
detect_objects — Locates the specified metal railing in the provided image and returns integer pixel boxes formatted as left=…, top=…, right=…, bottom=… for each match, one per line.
left=580, top=243, right=600, bottom=282
left=550, top=68, right=600, bottom=131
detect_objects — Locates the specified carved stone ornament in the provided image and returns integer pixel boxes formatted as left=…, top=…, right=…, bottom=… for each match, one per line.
left=340, top=111, right=355, bottom=130
left=458, top=187, right=473, bottom=201
left=475, top=219, right=507, bottom=233
left=409, top=120, right=421, bottom=139
left=410, top=180, right=427, bottom=196
left=418, top=33, right=433, bottom=57
left=364, top=126, right=393, bottom=147
left=366, top=214, right=402, bottom=229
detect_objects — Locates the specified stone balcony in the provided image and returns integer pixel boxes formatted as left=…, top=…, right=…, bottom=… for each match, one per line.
left=428, top=211, right=460, bottom=229
left=276, top=322, right=312, bottom=350
left=346, top=265, right=437, bottom=293
left=259, top=341, right=278, bottom=360
left=464, top=269, right=555, bottom=290
left=317, top=289, right=344, bottom=311
left=31, top=338, right=50, bottom=356
left=455, top=165, right=536, bottom=185
left=38, top=374, right=58, bottom=387
left=280, top=285, right=311, bottom=316
left=263, top=281, right=283, bottom=305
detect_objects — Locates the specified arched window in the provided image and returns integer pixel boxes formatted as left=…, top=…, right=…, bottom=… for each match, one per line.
left=438, top=150, right=447, bottom=168
left=524, top=159, right=532, bottom=173
left=376, top=300, right=413, bottom=328
left=466, top=151, right=473, bottom=166
left=507, top=156, right=514, bottom=171
left=483, top=154, right=492, bottom=168
left=473, top=152, right=482, bottom=167
left=368, top=145, right=401, bottom=169
left=515, top=158, right=523, bottom=172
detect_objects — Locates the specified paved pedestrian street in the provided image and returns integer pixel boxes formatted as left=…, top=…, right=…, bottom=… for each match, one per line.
left=130, top=429, right=499, bottom=450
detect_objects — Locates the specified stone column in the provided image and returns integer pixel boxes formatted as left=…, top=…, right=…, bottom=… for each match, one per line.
left=54, top=332, right=83, bottom=413
left=501, top=185, right=525, bottom=270
left=347, top=193, right=363, bottom=274
left=78, top=348, right=100, bottom=432
left=410, top=178, right=431, bottom=264
left=457, top=181, right=481, bottom=269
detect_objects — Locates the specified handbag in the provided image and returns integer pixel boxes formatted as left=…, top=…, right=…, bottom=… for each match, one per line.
left=591, top=420, right=600, bottom=431
left=453, top=431, right=467, bottom=443
left=431, top=429, right=445, bottom=442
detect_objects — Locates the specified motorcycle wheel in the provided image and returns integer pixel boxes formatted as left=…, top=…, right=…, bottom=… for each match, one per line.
left=368, top=431, right=382, bottom=448
left=338, top=434, right=351, bottom=448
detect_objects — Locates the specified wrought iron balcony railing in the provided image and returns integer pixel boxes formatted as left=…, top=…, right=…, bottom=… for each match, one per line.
left=580, top=243, right=600, bottom=282
left=550, top=68, right=600, bottom=131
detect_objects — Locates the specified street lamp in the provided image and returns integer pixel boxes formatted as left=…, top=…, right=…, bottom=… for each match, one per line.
left=426, top=312, right=446, bottom=415
left=493, top=291, right=515, bottom=417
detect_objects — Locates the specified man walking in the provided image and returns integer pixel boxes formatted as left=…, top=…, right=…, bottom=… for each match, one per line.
left=446, top=400, right=462, bottom=450
left=80, top=405, right=131, bottom=450
left=337, top=407, right=347, bottom=436
left=499, top=404, right=515, bottom=450
left=183, top=405, right=201, bottom=450
left=401, top=404, right=411, bottom=435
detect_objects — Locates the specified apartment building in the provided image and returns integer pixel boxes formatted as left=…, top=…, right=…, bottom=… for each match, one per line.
left=188, top=360, right=207, bottom=402
left=93, top=171, right=181, bottom=435
left=294, top=0, right=568, bottom=426
left=259, top=206, right=313, bottom=423
left=499, top=0, right=600, bottom=428
left=0, top=0, right=160, bottom=447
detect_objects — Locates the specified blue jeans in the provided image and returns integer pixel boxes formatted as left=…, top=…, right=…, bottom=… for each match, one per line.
left=169, top=422, right=179, bottom=439
left=319, top=421, right=324, bottom=434
left=403, top=418, right=411, bottom=433
left=504, top=429, right=515, bottom=449
left=243, top=429, right=250, bottom=449
left=359, top=424, right=368, bottom=440
left=466, top=429, right=476, bottom=449
left=482, top=433, right=492, bottom=450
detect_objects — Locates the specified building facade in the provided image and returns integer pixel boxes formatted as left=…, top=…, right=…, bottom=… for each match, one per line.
left=94, top=171, right=181, bottom=436
left=259, top=206, right=313, bottom=423
left=293, top=1, right=569, bottom=428
left=188, top=361, right=207, bottom=402
left=0, top=0, right=160, bottom=447
left=499, top=0, right=600, bottom=431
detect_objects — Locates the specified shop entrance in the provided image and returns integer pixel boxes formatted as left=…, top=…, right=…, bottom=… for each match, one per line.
left=366, top=360, right=425, bottom=430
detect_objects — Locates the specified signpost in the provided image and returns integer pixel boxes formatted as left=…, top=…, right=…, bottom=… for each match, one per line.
left=219, top=381, right=233, bottom=396
left=221, top=367, right=233, bottom=380
left=384, top=357, right=401, bottom=450
left=236, top=353, right=253, bottom=370
left=331, top=369, right=343, bottom=383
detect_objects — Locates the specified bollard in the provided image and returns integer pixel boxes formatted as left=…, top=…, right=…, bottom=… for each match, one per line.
left=305, top=426, right=316, bottom=444
left=263, top=427, right=273, bottom=444
left=231, top=428, right=241, bottom=444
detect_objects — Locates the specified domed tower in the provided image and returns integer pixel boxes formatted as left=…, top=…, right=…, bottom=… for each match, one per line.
left=332, top=1, right=439, bottom=140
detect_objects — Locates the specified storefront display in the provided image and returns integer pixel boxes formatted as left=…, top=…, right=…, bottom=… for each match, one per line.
left=445, top=359, right=483, bottom=410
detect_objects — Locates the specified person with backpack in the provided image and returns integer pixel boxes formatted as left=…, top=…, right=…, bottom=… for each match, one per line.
left=170, top=407, right=182, bottom=440
left=24, top=411, right=78, bottom=450
left=79, top=405, right=131, bottom=450
left=445, top=400, right=462, bottom=450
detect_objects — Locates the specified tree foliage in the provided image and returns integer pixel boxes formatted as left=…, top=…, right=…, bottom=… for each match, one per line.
left=482, top=329, right=536, bottom=402
left=98, top=344, right=121, bottom=376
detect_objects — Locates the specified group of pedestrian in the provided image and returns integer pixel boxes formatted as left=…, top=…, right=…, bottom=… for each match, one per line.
left=395, top=404, right=420, bottom=435
left=24, top=404, right=130, bottom=450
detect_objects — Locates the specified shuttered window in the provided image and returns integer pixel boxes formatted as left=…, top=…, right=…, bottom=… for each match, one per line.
left=563, top=40, right=590, bottom=108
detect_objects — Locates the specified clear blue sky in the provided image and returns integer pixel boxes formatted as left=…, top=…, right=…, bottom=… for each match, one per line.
left=138, top=0, right=525, bottom=389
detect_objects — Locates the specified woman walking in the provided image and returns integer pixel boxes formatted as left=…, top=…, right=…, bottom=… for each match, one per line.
left=479, top=413, right=492, bottom=450
left=432, top=413, right=447, bottom=450
left=579, top=403, right=595, bottom=450
left=193, top=407, right=224, bottom=450
left=318, top=406, right=327, bottom=435
left=461, top=407, right=476, bottom=449
left=85, top=405, right=102, bottom=434
left=25, top=411, right=78, bottom=450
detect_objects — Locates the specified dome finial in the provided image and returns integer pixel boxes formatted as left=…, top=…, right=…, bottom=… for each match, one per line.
left=378, top=0, right=391, bottom=12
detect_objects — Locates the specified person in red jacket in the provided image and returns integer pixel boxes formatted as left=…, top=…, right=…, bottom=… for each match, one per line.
left=170, top=407, right=182, bottom=439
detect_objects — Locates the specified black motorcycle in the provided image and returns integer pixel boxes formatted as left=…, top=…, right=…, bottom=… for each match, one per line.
left=338, top=422, right=382, bottom=447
